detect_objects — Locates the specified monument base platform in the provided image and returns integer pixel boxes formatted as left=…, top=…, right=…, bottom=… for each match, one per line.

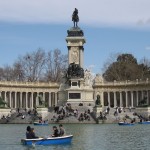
left=135, top=107, right=150, bottom=118
left=36, top=107, right=48, bottom=119
left=0, top=108, right=11, bottom=118
left=93, top=106, right=103, bottom=118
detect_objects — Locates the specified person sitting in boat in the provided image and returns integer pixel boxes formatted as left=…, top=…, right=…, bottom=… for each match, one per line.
left=26, top=126, right=31, bottom=139
left=51, top=126, right=59, bottom=137
left=59, top=124, right=65, bottom=136
left=30, top=128, right=39, bottom=139
left=26, top=126, right=39, bottom=139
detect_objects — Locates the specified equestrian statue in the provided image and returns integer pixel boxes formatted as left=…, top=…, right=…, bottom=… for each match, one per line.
left=72, top=8, right=79, bottom=27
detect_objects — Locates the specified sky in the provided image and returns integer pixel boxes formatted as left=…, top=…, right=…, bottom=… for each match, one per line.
left=0, top=0, right=150, bottom=74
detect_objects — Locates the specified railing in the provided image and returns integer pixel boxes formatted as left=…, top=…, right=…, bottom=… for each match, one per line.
left=0, top=81, right=59, bottom=87
left=94, top=79, right=149, bottom=86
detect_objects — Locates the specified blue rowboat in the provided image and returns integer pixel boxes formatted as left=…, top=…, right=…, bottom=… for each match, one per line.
left=118, top=122, right=135, bottom=126
left=21, top=135, right=73, bottom=145
left=33, top=122, right=48, bottom=126
left=138, top=121, right=150, bottom=124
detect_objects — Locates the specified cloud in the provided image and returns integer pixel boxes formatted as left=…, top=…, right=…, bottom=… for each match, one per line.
left=0, top=0, right=150, bottom=28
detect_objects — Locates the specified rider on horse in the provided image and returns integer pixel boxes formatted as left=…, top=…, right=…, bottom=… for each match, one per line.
left=72, top=8, right=79, bottom=27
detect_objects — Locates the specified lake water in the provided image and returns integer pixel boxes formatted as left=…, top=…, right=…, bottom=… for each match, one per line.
left=0, top=123, right=150, bottom=150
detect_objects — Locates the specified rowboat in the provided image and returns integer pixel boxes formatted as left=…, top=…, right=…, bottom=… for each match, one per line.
left=118, top=122, right=135, bottom=126
left=21, top=135, right=73, bottom=145
left=138, top=121, right=150, bottom=124
left=33, top=121, right=48, bottom=126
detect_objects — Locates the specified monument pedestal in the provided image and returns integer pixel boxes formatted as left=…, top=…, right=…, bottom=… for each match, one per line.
left=66, top=78, right=94, bottom=106
left=0, top=108, right=11, bottom=118
left=93, top=106, right=103, bottom=118
left=58, top=26, right=94, bottom=107
left=36, top=107, right=48, bottom=119
left=135, top=107, right=150, bottom=118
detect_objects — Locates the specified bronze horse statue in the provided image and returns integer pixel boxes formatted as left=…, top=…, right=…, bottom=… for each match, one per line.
left=72, top=8, right=79, bottom=27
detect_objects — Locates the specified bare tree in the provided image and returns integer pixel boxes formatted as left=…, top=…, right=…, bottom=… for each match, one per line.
left=2, top=65, right=14, bottom=81
left=45, top=49, right=68, bottom=82
left=0, top=49, right=68, bottom=82
left=13, top=62, right=25, bottom=81
left=15, top=49, right=46, bottom=82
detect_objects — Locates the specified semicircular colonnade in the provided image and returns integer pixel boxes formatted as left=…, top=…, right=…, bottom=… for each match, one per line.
left=0, top=81, right=59, bottom=109
left=93, top=79, right=150, bottom=108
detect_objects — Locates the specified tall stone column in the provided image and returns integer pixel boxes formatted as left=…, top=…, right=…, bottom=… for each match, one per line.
left=20, top=92, right=22, bottom=108
left=126, top=91, right=128, bottom=107
left=136, top=91, right=139, bottom=106
left=9, top=92, right=12, bottom=108
left=49, top=92, right=51, bottom=107
left=15, top=92, right=17, bottom=108
left=26, top=92, right=28, bottom=108
left=108, top=92, right=110, bottom=107
left=68, top=47, right=71, bottom=65
left=146, top=90, right=149, bottom=105
left=79, top=47, right=84, bottom=68
left=131, top=91, right=134, bottom=107
left=30, top=92, right=33, bottom=109
left=114, top=92, right=116, bottom=107
left=43, top=92, right=45, bottom=103
left=100, top=92, right=104, bottom=107
left=36, top=92, right=39, bottom=107
left=55, top=92, right=57, bottom=106
left=0, top=91, right=1, bottom=97
left=4, top=91, right=7, bottom=102
left=120, top=92, right=122, bottom=107
left=141, top=91, right=144, bottom=100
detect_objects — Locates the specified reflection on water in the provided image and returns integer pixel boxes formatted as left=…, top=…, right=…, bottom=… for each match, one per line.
left=0, top=124, right=150, bottom=150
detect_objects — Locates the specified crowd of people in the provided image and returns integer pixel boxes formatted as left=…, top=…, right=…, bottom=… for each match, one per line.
left=52, top=104, right=91, bottom=123
left=26, top=124, right=65, bottom=139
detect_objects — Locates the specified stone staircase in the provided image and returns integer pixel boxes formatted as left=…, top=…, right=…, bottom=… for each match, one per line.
left=44, top=105, right=95, bottom=124
left=101, top=107, right=139, bottom=123
left=7, top=112, right=34, bottom=124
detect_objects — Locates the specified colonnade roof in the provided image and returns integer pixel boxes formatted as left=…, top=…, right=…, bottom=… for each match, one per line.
left=93, top=79, right=150, bottom=88
left=0, top=81, right=60, bottom=88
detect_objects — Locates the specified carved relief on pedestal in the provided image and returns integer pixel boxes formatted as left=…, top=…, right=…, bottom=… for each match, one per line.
left=71, top=47, right=79, bottom=64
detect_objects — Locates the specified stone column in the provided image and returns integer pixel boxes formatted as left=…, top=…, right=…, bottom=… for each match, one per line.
left=49, top=92, right=51, bottom=107
left=68, top=47, right=71, bottom=65
left=147, top=90, right=149, bottom=105
left=80, top=47, right=84, bottom=68
left=4, top=92, right=7, bottom=102
left=114, top=92, right=116, bottom=107
left=0, top=91, right=1, bottom=97
left=100, top=92, right=104, bottom=106
left=36, top=92, right=39, bottom=107
left=43, top=92, right=45, bottom=103
left=126, top=91, right=128, bottom=107
left=20, top=92, right=22, bottom=108
left=120, top=92, right=122, bottom=107
left=31, top=92, right=33, bottom=109
left=55, top=92, right=57, bottom=106
left=131, top=91, right=134, bottom=107
left=136, top=91, right=139, bottom=106
left=15, top=92, right=17, bottom=108
left=26, top=92, right=28, bottom=108
left=108, top=92, right=110, bottom=107
left=9, top=92, right=12, bottom=108
left=141, top=91, right=144, bottom=100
